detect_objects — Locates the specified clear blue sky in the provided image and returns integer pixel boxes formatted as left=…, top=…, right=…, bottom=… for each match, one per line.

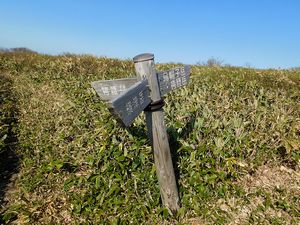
left=1, top=0, right=299, bottom=68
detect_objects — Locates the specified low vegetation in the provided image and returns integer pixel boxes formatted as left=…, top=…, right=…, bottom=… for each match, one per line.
left=0, top=52, right=299, bottom=224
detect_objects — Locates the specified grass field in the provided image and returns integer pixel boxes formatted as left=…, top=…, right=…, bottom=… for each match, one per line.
left=0, top=52, right=299, bottom=224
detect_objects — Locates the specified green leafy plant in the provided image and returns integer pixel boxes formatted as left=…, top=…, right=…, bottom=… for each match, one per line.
left=0, top=52, right=299, bottom=224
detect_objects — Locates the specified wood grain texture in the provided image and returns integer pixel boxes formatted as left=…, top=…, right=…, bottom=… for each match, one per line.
left=91, top=77, right=138, bottom=101
left=109, top=79, right=151, bottom=127
left=157, top=65, right=191, bottom=96
left=133, top=54, right=179, bottom=213
left=134, top=59, right=161, bottom=102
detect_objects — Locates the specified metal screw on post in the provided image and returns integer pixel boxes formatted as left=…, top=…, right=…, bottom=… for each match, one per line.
left=133, top=53, right=180, bottom=213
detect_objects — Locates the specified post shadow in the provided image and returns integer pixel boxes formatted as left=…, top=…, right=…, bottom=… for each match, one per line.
left=126, top=111, right=197, bottom=192
left=167, top=112, right=197, bottom=188
left=0, top=74, right=19, bottom=220
left=126, top=123, right=148, bottom=140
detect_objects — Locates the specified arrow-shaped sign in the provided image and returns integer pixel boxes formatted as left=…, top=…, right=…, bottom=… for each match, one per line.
left=157, top=65, right=191, bottom=96
left=92, top=66, right=190, bottom=126
left=92, top=77, right=138, bottom=101
left=108, top=79, right=151, bottom=126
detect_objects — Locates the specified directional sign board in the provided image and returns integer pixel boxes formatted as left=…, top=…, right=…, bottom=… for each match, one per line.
left=157, top=65, right=191, bottom=96
left=92, top=65, right=190, bottom=126
left=92, top=77, right=138, bottom=101
left=109, top=79, right=151, bottom=126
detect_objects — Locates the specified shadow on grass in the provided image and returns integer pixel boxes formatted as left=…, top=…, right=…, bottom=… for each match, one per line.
left=0, top=74, right=19, bottom=222
left=127, top=112, right=197, bottom=195
left=126, top=124, right=148, bottom=141
left=168, top=113, right=196, bottom=189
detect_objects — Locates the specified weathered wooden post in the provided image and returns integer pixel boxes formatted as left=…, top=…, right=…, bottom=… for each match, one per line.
left=133, top=53, right=179, bottom=213
left=91, top=53, right=190, bottom=213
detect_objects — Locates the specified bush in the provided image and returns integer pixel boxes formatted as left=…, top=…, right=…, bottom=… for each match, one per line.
left=1, top=52, right=299, bottom=224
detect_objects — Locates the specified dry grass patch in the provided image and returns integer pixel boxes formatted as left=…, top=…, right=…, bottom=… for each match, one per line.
left=216, top=165, right=300, bottom=225
left=239, top=164, right=300, bottom=192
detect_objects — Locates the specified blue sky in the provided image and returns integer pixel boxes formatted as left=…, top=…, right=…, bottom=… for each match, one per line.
left=1, top=0, right=299, bottom=68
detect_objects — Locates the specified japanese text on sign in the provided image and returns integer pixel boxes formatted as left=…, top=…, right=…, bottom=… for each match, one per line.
left=109, top=79, right=151, bottom=126
left=157, top=65, right=190, bottom=96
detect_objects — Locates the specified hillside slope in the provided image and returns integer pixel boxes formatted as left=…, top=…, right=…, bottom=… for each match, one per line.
left=0, top=52, right=299, bottom=224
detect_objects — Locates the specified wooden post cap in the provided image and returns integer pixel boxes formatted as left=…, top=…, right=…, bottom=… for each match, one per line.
left=133, top=53, right=154, bottom=63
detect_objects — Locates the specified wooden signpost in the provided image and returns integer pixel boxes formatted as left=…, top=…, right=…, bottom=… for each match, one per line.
left=92, top=53, right=190, bottom=213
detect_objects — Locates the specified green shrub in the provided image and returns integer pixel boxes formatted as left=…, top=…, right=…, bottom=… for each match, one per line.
left=0, top=52, right=299, bottom=224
